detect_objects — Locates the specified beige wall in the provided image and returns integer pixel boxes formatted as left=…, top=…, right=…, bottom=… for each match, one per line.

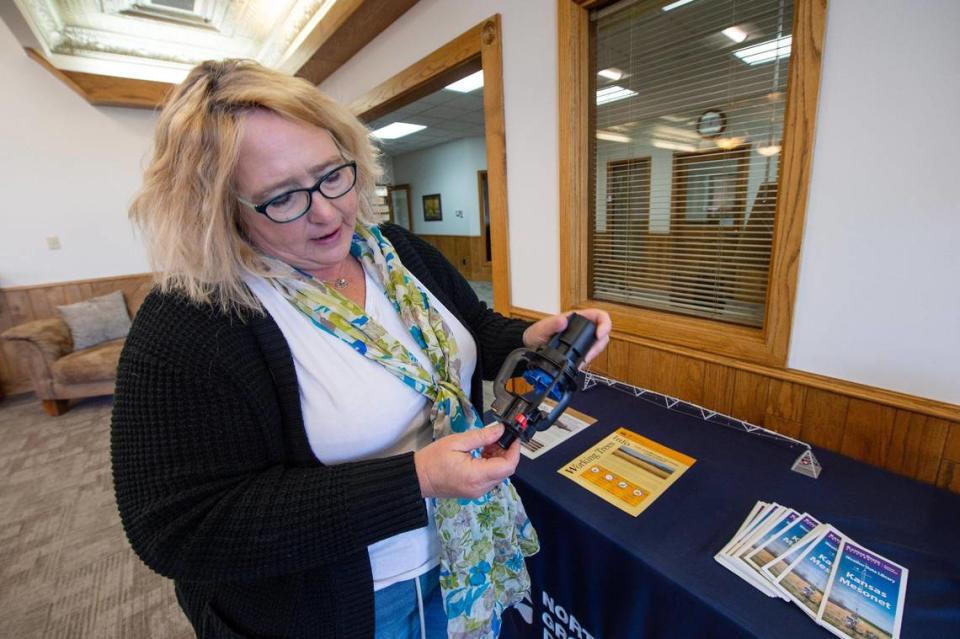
left=0, top=20, right=156, bottom=288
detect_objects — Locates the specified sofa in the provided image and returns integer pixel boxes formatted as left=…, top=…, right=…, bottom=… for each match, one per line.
left=1, top=289, right=135, bottom=416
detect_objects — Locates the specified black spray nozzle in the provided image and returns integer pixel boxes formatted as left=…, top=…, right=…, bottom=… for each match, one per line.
left=491, top=313, right=597, bottom=449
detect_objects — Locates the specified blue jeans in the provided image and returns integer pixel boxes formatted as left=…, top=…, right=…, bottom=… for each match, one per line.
left=374, top=565, right=447, bottom=638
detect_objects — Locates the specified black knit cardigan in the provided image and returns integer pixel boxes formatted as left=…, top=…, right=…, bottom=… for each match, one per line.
left=111, top=224, right=530, bottom=638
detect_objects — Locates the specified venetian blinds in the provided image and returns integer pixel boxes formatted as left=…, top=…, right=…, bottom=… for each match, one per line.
left=590, top=0, right=793, bottom=327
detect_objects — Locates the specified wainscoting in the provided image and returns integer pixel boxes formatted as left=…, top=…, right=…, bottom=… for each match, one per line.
left=0, top=273, right=154, bottom=396
left=416, top=234, right=491, bottom=282
left=511, top=307, right=960, bottom=495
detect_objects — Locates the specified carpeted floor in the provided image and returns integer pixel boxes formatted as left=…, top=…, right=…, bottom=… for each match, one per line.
left=0, top=393, right=192, bottom=638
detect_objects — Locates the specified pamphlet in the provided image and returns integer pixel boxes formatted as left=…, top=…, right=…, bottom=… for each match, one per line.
left=716, top=503, right=910, bottom=638
left=772, top=527, right=843, bottom=619
left=817, top=539, right=908, bottom=639
left=517, top=404, right=596, bottom=459
left=558, top=427, right=695, bottom=516
left=746, top=513, right=821, bottom=573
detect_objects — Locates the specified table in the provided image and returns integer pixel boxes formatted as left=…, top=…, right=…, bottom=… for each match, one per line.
left=498, top=382, right=960, bottom=639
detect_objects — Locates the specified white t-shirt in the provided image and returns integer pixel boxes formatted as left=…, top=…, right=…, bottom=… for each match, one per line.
left=245, top=269, right=477, bottom=590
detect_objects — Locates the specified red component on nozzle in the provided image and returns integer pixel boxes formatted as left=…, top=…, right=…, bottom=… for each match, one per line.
left=516, top=413, right=528, bottom=430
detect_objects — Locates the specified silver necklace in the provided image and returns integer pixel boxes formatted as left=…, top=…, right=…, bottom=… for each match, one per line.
left=333, top=277, right=348, bottom=289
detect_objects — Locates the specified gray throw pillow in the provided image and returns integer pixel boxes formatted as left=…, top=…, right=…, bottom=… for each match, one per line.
left=57, top=290, right=132, bottom=350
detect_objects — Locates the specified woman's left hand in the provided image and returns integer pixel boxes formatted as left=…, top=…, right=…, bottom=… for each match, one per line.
left=521, top=308, right=612, bottom=365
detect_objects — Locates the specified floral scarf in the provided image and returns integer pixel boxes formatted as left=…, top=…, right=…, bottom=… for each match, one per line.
left=261, top=223, right=539, bottom=638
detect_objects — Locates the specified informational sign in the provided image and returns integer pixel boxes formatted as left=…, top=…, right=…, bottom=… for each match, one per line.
left=558, top=427, right=696, bottom=516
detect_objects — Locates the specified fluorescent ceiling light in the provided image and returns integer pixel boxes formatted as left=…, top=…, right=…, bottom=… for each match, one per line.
left=596, top=85, right=637, bottom=105
left=597, top=130, right=631, bottom=143
left=444, top=70, right=484, bottom=93
left=715, top=136, right=744, bottom=150
left=733, top=35, right=792, bottom=65
left=652, top=139, right=697, bottom=152
left=371, top=122, right=427, bottom=140
left=757, top=144, right=781, bottom=157
left=722, top=26, right=748, bottom=44
left=598, top=67, right=624, bottom=81
left=662, top=0, right=696, bottom=11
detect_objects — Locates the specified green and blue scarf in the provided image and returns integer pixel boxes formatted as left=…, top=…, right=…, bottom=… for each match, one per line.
left=261, top=223, right=539, bottom=638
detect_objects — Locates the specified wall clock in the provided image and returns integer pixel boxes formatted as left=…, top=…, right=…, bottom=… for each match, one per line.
left=697, top=109, right=727, bottom=138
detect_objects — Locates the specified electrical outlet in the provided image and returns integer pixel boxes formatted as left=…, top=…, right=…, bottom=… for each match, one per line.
left=46, top=236, right=61, bottom=250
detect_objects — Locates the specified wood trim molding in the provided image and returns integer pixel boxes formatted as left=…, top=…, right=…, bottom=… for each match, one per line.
left=26, top=48, right=173, bottom=109
left=558, top=0, right=592, bottom=318
left=1, top=272, right=154, bottom=293
left=349, top=23, right=485, bottom=122
left=293, top=0, right=420, bottom=84
left=557, top=0, right=827, bottom=367
left=350, top=16, right=512, bottom=312
left=510, top=305, right=960, bottom=423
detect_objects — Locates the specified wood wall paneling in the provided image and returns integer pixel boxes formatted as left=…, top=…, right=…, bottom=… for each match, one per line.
left=884, top=412, right=948, bottom=485
left=0, top=274, right=153, bottom=396
left=937, top=427, right=960, bottom=492
left=415, top=235, right=491, bottom=282
left=840, top=399, right=897, bottom=468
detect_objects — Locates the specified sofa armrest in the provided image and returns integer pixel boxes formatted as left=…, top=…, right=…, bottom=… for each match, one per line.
left=2, top=318, right=74, bottom=362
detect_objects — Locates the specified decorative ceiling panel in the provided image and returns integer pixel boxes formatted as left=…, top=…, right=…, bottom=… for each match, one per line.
left=9, top=0, right=337, bottom=82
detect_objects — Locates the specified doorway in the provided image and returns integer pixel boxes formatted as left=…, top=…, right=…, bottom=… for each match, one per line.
left=348, top=17, right=510, bottom=313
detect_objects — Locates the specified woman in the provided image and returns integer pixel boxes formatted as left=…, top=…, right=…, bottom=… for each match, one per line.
left=112, top=59, right=610, bottom=639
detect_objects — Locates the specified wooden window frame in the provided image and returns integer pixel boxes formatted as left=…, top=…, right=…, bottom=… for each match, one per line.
left=558, top=0, right=827, bottom=366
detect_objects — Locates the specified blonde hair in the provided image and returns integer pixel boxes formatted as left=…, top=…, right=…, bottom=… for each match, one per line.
left=130, top=59, right=382, bottom=315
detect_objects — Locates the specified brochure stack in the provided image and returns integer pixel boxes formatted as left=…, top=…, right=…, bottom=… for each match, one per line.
left=715, top=501, right=908, bottom=639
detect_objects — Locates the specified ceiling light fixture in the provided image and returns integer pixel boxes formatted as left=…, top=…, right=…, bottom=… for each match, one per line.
left=596, top=85, right=638, bottom=105
left=721, top=26, right=748, bottom=44
left=715, top=137, right=744, bottom=150
left=757, top=144, right=782, bottom=157
left=371, top=122, right=427, bottom=140
left=662, top=0, right=696, bottom=11
left=444, top=70, right=484, bottom=93
left=597, top=130, right=631, bottom=143
left=597, top=67, right=624, bottom=81
left=733, top=35, right=792, bottom=65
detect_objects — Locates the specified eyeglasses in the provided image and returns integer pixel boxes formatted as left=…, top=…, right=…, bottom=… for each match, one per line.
left=236, top=161, right=358, bottom=223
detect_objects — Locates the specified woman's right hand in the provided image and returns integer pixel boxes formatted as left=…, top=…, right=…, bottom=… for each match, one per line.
left=414, top=423, right=521, bottom=499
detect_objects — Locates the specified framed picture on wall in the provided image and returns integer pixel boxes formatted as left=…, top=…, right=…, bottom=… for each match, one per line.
left=423, top=193, right=443, bottom=221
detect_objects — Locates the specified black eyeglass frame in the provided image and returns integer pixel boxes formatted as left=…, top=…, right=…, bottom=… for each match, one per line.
left=236, top=161, right=358, bottom=223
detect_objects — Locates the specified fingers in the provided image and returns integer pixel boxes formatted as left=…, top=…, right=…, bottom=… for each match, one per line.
left=453, top=422, right=504, bottom=452
left=414, top=424, right=521, bottom=500
left=522, top=313, right=569, bottom=348
left=569, top=308, right=611, bottom=365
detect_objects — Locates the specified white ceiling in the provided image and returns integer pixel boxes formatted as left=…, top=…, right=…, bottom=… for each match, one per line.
left=368, top=87, right=486, bottom=158
left=6, top=0, right=337, bottom=83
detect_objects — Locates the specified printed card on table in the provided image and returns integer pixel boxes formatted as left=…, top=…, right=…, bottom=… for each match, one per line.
left=816, top=539, right=908, bottom=639
left=518, top=404, right=596, bottom=459
left=558, top=427, right=695, bottom=516
left=746, top=513, right=822, bottom=573
left=771, top=527, right=844, bottom=619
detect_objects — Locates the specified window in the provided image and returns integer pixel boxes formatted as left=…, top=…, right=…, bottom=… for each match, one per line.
left=559, top=0, right=825, bottom=365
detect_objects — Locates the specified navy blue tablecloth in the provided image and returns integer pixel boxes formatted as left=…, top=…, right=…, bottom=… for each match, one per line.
left=498, top=383, right=960, bottom=639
